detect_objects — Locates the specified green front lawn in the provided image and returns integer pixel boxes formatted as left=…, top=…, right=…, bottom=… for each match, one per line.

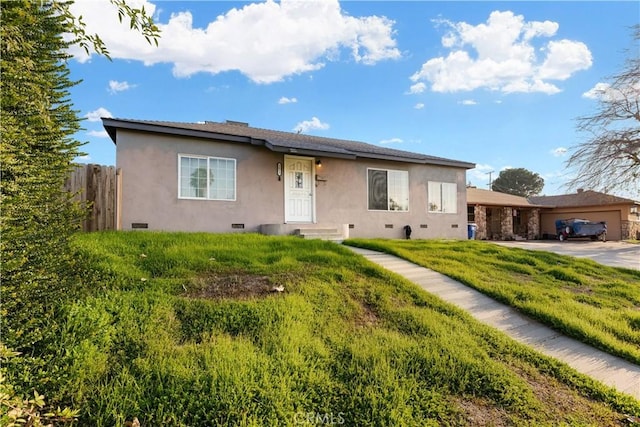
left=345, top=239, right=640, bottom=366
left=5, top=232, right=638, bottom=426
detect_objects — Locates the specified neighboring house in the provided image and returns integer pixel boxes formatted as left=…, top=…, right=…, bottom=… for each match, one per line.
left=103, top=118, right=475, bottom=239
left=466, top=187, right=640, bottom=241
left=466, top=187, right=543, bottom=240
left=530, top=190, right=640, bottom=241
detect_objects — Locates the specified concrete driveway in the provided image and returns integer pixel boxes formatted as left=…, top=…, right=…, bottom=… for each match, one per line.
left=491, top=241, right=640, bottom=270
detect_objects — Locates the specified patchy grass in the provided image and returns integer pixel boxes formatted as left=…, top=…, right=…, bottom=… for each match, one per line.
left=345, top=238, right=640, bottom=366
left=17, top=232, right=639, bottom=426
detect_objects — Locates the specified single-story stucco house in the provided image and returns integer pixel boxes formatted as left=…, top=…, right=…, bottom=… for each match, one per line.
left=530, top=190, right=640, bottom=241
left=103, top=118, right=475, bottom=240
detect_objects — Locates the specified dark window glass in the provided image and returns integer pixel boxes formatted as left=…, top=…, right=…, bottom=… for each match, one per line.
left=368, top=169, right=388, bottom=210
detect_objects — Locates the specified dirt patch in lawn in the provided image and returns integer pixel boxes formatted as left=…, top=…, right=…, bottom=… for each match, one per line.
left=513, top=364, right=627, bottom=426
left=454, top=363, right=629, bottom=425
left=353, top=301, right=380, bottom=328
left=562, top=285, right=594, bottom=295
left=185, top=272, right=288, bottom=300
left=452, top=397, right=511, bottom=426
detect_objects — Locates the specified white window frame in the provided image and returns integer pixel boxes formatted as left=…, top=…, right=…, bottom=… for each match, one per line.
left=178, top=154, right=236, bottom=201
left=367, top=168, right=409, bottom=212
left=428, top=181, right=457, bottom=214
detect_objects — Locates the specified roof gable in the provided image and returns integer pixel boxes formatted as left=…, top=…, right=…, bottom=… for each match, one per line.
left=102, top=118, right=475, bottom=169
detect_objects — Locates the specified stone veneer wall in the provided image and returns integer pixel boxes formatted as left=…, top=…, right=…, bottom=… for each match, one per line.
left=470, top=206, right=541, bottom=240
left=527, top=208, right=540, bottom=240
left=501, top=207, right=514, bottom=240
left=473, top=205, right=487, bottom=240
left=622, top=220, right=640, bottom=240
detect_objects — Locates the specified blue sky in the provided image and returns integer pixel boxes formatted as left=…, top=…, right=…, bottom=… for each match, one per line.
left=68, top=0, right=639, bottom=195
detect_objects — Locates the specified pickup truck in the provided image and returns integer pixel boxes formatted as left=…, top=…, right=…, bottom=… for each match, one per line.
left=555, top=218, right=607, bottom=242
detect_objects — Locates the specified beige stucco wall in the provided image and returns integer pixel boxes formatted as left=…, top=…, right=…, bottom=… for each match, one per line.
left=314, top=157, right=468, bottom=239
left=116, top=130, right=469, bottom=239
left=117, top=130, right=285, bottom=233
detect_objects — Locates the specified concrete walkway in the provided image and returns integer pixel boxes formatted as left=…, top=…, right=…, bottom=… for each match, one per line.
left=347, top=246, right=640, bottom=401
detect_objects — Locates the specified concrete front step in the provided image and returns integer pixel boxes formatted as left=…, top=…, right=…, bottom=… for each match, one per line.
left=261, top=224, right=349, bottom=241
left=294, top=227, right=346, bottom=241
left=295, top=228, right=340, bottom=235
left=296, top=229, right=344, bottom=241
left=299, top=234, right=344, bottom=241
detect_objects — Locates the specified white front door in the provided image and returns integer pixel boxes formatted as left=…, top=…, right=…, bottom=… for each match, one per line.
left=284, top=156, right=314, bottom=223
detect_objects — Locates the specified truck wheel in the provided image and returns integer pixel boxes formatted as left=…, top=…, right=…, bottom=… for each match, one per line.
left=600, top=232, right=606, bottom=242
left=558, top=233, right=565, bottom=242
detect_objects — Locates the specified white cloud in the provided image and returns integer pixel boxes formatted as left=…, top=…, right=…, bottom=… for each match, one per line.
left=551, top=147, right=567, bottom=157
left=502, top=79, right=561, bottom=94
left=459, top=99, right=477, bottom=105
left=379, top=137, right=403, bottom=145
left=582, top=81, right=639, bottom=102
left=108, top=80, right=136, bottom=93
left=75, top=155, right=92, bottom=162
left=205, top=84, right=230, bottom=93
left=537, top=39, right=592, bottom=80
left=410, top=10, right=591, bottom=94
left=87, top=130, right=110, bottom=138
left=293, top=117, right=329, bottom=133
left=408, top=82, right=426, bottom=94
left=582, top=82, right=610, bottom=99
left=414, top=103, right=425, bottom=109
left=467, top=163, right=495, bottom=185
left=68, top=0, right=400, bottom=84
left=278, top=96, right=298, bottom=104
left=85, top=107, right=113, bottom=122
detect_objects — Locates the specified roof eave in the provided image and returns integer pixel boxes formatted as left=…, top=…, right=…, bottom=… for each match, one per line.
left=102, top=118, right=256, bottom=146
left=353, top=152, right=475, bottom=169
left=468, top=201, right=544, bottom=208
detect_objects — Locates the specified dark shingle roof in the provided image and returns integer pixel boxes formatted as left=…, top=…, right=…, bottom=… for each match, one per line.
left=102, top=118, right=475, bottom=169
left=529, top=190, right=639, bottom=207
left=467, top=187, right=545, bottom=207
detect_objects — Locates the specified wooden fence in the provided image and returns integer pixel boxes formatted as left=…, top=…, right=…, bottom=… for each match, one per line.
left=65, top=164, right=120, bottom=232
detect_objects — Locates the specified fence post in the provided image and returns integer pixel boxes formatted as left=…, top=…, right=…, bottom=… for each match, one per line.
left=116, top=168, right=122, bottom=230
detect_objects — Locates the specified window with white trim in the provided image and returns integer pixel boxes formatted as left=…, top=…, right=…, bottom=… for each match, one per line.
left=367, top=168, right=409, bottom=211
left=179, top=155, right=236, bottom=200
left=428, top=181, right=457, bottom=213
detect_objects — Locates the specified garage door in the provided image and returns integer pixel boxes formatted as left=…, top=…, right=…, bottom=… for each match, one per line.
left=540, top=211, right=622, bottom=241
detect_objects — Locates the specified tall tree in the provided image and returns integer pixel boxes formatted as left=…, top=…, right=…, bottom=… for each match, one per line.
left=0, top=0, right=159, bottom=401
left=491, top=168, right=544, bottom=197
left=565, top=25, right=639, bottom=197
left=1, top=0, right=85, bottom=369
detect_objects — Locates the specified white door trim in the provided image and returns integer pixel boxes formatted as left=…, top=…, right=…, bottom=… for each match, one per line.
left=284, top=155, right=316, bottom=223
